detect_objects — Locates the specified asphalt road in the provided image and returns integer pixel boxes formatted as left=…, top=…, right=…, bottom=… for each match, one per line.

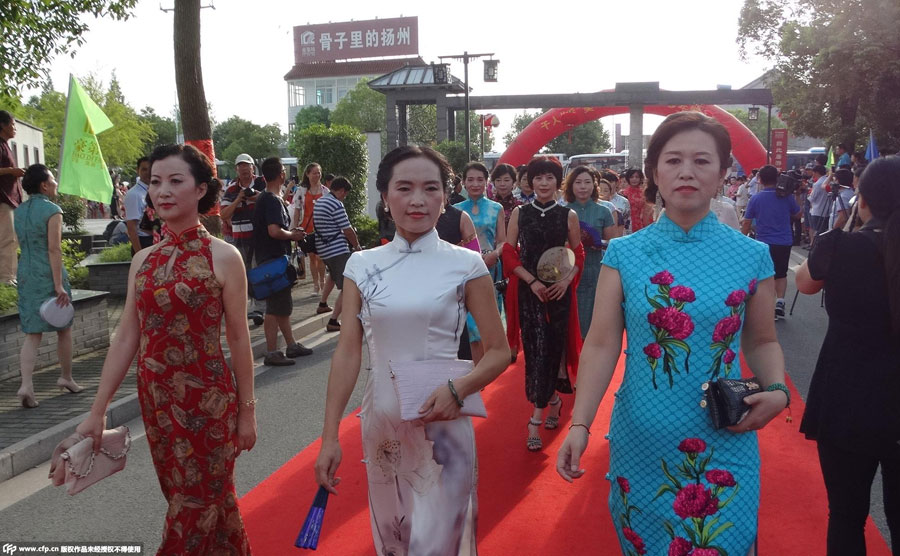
left=0, top=251, right=892, bottom=552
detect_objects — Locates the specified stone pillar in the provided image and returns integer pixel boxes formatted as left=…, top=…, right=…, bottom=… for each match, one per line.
left=436, top=97, right=449, bottom=143
left=398, top=102, right=408, bottom=146
left=628, top=104, right=644, bottom=170
left=385, top=93, right=399, bottom=150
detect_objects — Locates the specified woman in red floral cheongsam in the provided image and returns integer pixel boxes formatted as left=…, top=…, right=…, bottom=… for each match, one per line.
left=78, top=144, right=257, bottom=555
left=621, top=169, right=655, bottom=232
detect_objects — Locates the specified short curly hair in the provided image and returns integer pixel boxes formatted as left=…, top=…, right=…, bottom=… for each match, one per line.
left=148, top=144, right=222, bottom=214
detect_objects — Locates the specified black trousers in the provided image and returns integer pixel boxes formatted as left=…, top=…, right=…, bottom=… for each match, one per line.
left=817, top=441, right=900, bottom=555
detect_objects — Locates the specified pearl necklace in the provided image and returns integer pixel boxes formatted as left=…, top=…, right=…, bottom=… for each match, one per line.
left=531, top=200, right=557, bottom=217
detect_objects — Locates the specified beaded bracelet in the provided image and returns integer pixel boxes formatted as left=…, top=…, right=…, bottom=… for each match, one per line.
left=527, top=277, right=537, bottom=287
left=447, top=379, right=464, bottom=408
left=765, top=383, right=791, bottom=407
left=239, top=398, right=258, bottom=407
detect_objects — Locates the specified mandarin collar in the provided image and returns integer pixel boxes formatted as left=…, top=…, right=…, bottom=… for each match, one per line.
left=390, top=228, right=439, bottom=253
left=162, top=224, right=208, bottom=247
left=653, top=211, right=718, bottom=243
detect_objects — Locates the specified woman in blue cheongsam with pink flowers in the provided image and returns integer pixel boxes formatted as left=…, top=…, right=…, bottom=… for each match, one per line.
left=557, top=112, right=792, bottom=556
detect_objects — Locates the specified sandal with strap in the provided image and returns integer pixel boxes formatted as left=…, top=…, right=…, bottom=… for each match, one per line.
left=544, top=396, right=563, bottom=430
left=527, top=418, right=543, bottom=451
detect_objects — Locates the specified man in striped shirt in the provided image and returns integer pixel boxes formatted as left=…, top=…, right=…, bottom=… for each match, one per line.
left=313, top=176, right=361, bottom=332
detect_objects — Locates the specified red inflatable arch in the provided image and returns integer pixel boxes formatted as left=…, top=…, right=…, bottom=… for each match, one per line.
left=498, top=104, right=766, bottom=172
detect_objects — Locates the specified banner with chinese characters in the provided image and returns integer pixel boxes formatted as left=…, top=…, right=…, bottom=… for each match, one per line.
left=293, top=17, right=418, bottom=63
left=770, top=128, right=789, bottom=171
left=58, top=75, right=114, bottom=204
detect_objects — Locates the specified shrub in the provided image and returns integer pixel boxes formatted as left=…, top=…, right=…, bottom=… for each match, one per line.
left=61, top=239, right=89, bottom=289
left=434, top=140, right=470, bottom=177
left=290, top=124, right=368, bottom=220
left=0, top=283, right=16, bottom=313
left=351, top=214, right=379, bottom=249
left=98, top=242, right=133, bottom=263
left=57, top=194, right=85, bottom=234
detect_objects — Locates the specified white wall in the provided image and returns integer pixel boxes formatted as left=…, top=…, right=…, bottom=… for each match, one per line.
left=9, top=119, right=45, bottom=168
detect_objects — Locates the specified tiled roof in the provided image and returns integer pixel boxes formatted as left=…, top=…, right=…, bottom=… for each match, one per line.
left=283, top=57, right=425, bottom=80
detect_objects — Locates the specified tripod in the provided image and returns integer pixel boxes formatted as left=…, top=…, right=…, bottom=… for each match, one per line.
left=789, top=186, right=851, bottom=315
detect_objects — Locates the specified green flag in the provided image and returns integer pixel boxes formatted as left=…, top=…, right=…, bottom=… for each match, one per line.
left=826, top=146, right=835, bottom=169
left=58, top=75, right=114, bottom=203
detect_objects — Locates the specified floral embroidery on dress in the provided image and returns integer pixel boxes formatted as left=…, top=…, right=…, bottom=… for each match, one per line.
left=364, top=417, right=441, bottom=496
left=708, top=280, right=757, bottom=379
left=615, top=476, right=647, bottom=555
left=644, top=270, right=695, bottom=388
left=655, top=438, right=740, bottom=555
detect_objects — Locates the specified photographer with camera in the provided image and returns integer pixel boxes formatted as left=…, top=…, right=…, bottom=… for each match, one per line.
left=742, top=164, right=802, bottom=320
left=829, top=168, right=855, bottom=231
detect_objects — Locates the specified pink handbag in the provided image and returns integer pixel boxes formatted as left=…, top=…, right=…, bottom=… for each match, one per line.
left=50, top=426, right=131, bottom=495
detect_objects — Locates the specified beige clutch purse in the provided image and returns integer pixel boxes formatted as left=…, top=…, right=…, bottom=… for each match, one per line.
left=51, top=426, right=131, bottom=495
left=389, top=359, right=487, bottom=421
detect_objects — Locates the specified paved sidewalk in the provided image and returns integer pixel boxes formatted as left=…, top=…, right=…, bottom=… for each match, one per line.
left=0, top=276, right=338, bottom=482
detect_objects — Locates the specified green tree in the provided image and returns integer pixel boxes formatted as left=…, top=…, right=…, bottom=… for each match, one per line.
left=22, top=84, right=67, bottom=170
left=330, top=79, right=385, bottom=132
left=454, top=111, right=494, bottom=156
left=502, top=110, right=610, bottom=157
left=295, top=105, right=330, bottom=131
left=725, top=108, right=786, bottom=146
left=80, top=74, right=156, bottom=171
left=213, top=116, right=284, bottom=163
left=140, top=107, right=178, bottom=149
left=738, top=0, right=900, bottom=152
left=408, top=104, right=437, bottom=146
left=0, top=0, right=137, bottom=100
left=290, top=124, right=368, bottom=219
left=434, top=140, right=469, bottom=177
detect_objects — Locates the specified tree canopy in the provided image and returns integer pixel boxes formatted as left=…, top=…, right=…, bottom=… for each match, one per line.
left=738, top=0, right=900, bottom=152
left=0, top=0, right=137, bottom=101
left=503, top=111, right=611, bottom=157
left=140, top=107, right=178, bottom=149
left=213, top=116, right=284, bottom=164
left=289, top=124, right=368, bottom=219
left=294, top=105, right=331, bottom=132
left=330, top=79, right=384, bottom=132
left=725, top=108, right=786, bottom=146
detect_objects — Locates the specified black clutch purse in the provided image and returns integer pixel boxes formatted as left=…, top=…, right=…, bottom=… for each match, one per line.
left=701, top=378, right=761, bottom=429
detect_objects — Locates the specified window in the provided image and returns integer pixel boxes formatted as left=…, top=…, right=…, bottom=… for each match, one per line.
left=33, top=147, right=39, bottom=164
left=316, top=87, right=333, bottom=106
left=23, top=145, right=29, bottom=166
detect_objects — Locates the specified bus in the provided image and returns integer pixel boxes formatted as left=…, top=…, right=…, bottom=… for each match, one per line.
left=483, top=152, right=567, bottom=173
left=565, top=153, right=629, bottom=176
left=732, top=148, right=826, bottom=177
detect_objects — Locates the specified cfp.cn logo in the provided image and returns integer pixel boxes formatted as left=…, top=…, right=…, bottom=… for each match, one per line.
left=2, top=543, right=16, bottom=555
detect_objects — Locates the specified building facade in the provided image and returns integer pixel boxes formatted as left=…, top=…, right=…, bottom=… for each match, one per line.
left=8, top=119, right=45, bottom=169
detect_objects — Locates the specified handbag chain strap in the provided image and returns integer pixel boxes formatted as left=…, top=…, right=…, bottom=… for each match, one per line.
left=62, top=428, right=132, bottom=479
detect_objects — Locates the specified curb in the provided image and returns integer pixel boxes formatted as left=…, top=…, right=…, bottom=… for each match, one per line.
left=0, top=311, right=333, bottom=484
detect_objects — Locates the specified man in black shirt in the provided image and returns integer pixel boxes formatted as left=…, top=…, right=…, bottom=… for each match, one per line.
left=253, top=157, right=312, bottom=366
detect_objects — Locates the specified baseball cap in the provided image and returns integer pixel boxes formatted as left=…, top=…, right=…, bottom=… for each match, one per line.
left=235, top=153, right=254, bottom=166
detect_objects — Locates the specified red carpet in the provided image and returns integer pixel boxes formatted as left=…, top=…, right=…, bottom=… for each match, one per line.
left=241, top=351, right=892, bottom=555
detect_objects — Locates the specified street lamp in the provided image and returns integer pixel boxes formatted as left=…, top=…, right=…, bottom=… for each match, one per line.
left=748, top=106, right=760, bottom=121
left=438, top=51, right=497, bottom=162
left=480, top=113, right=499, bottom=159
left=483, top=59, right=499, bottom=82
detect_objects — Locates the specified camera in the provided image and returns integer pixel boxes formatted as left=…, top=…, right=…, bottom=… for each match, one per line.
left=494, top=278, right=508, bottom=294
left=775, top=170, right=802, bottom=198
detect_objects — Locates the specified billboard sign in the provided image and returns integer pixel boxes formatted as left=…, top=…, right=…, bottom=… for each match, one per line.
left=293, top=16, right=418, bottom=63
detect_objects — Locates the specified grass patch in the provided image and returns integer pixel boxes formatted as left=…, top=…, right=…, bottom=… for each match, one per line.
left=0, top=283, right=16, bottom=313
left=98, top=242, right=133, bottom=263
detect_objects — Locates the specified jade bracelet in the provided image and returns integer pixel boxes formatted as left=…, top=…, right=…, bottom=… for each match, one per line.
left=765, top=382, right=790, bottom=407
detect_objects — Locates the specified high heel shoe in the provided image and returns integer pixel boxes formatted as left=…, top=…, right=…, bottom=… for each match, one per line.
left=545, top=396, right=563, bottom=430
left=17, top=389, right=39, bottom=408
left=57, top=378, right=84, bottom=394
left=527, top=418, right=543, bottom=451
